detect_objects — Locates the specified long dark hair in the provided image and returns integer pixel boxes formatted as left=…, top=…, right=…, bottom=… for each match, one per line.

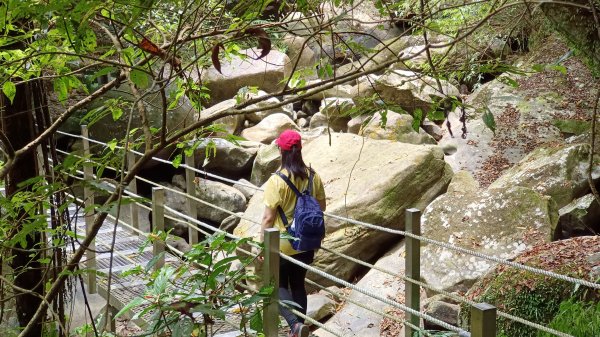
left=281, top=144, right=310, bottom=180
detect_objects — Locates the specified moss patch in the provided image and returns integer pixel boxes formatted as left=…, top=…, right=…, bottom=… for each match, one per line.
left=460, top=236, right=600, bottom=337
left=552, top=119, right=591, bottom=136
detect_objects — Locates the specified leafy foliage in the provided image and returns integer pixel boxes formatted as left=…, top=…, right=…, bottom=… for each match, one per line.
left=115, top=233, right=270, bottom=336
left=539, top=299, right=600, bottom=337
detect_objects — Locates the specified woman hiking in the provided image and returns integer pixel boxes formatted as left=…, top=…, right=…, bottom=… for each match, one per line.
left=260, top=129, right=327, bottom=337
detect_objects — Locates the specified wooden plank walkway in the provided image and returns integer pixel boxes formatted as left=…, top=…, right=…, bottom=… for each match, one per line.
left=68, top=205, right=248, bottom=336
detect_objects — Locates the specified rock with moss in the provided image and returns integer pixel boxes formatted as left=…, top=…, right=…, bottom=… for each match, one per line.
left=557, top=194, right=600, bottom=239
left=360, top=110, right=437, bottom=145
left=236, top=133, right=453, bottom=285
left=353, top=70, right=460, bottom=115
left=421, top=186, right=557, bottom=294
left=460, top=236, right=600, bottom=337
left=489, top=143, right=600, bottom=208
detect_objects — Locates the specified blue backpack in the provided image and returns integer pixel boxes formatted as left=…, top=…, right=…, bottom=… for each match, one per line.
left=276, top=170, right=325, bottom=251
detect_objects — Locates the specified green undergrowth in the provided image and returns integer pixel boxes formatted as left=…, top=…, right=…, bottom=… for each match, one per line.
left=460, top=237, right=600, bottom=337
left=538, top=299, right=600, bottom=337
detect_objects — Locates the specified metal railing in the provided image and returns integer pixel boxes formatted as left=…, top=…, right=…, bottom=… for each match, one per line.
left=54, top=126, right=598, bottom=337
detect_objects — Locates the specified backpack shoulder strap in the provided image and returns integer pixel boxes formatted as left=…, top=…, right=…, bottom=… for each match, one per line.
left=276, top=171, right=302, bottom=197
left=307, top=169, right=314, bottom=196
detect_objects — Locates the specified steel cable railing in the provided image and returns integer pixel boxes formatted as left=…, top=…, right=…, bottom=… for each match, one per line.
left=57, top=130, right=600, bottom=292
left=55, top=130, right=598, bottom=337
left=318, top=247, right=576, bottom=337
left=279, top=253, right=472, bottom=337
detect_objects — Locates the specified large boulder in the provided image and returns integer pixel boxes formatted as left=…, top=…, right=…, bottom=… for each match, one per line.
left=235, top=133, right=453, bottom=284
left=193, top=138, right=259, bottom=177
left=361, top=110, right=437, bottom=145
left=461, top=236, right=600, bottom=337
left=207, top=99, right=245, bottom=136
left=489, top=143, right=600, bottom=209
left=421, top=186, right=557, bottom=293
left=557, top=194, right=600, bottom=239
left=335, top=36, right=426, bottom=78
left=314, top=242, right=406, bottom=337
left=281, top=34, right=317, bottom=74
left=240, top=113, right=299, bottom=144
left=353, top=70, right=460, bottom=114
left=250, top=143, right=281, bottom=187
left=189, top=48, right=291, bottom=106
left=60, top=83, right=199, bottom=144
left=194, top=178, right=247, bottom=223
left=241, top=90, right=294, bottom=123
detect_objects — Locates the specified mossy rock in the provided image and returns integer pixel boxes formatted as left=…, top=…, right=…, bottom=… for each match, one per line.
left=552, top=119, right=591, bottom=136
left=460, top=236, right=600, bottom=337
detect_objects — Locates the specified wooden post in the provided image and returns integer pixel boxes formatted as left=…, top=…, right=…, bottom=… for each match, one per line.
left=185, top=154, right=198, bottom=245
left=81, top=125, right=97, bottom=294
left=126, top=151, right=139, bottom=235
left=471, top=303, right=497, bottom=337
left=405, top=208, right=421, bottom=337
left=152, top=187, right=165, bottom=271
left=263, top=228, right=280, bottom=337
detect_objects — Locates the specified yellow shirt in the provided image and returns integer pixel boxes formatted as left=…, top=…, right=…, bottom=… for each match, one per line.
left=263, top=168, right=326, bottom=255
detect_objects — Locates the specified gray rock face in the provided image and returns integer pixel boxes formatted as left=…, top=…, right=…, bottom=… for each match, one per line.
left=309, top=112, right=349, bottom=132
left=314, top=242, right=405, bottom=337
left=557, top=194, right=600, bottom=239
left=489, top=143, right=600, bottom=208
left=242, top=90, right=293, bottom=123
left=189, top=48, right=291, bottom=106
left=438, top=77, right=567, bottom=176
left=220, top=213, right=243, bottom=234
left=361, top=110, right=437, bottom=145
left=62, top=83, right=199, bottom=145
left=282, top=34, right=317, bottom=74
left=422, top=299, right=459, bottom=331
left=209, top=99, right=245, bottom=136
left=421, top=186, right=557, bottom=293
left=233, top=178, right=258, bottom=201
left=236, top=134, right=453, bottom=285
left=241, top=113, right=299, bottom=144
left=162, top=183, right=192, bottom=238
left=446, top=170, right=479, bottom=194
left=194, top=178, right=247, bottom=223
left=306, top=293, right=336, bottom=323
left=193, top=138, right=259, bottom=177
left=250, top=143, right=281, bottom=187
left=353, top=70, right=460, bottom=115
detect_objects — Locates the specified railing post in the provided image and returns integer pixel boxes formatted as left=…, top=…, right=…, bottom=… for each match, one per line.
left=405, top=208, right=421, bottom=337
left=263, top=228, right=280, bottom=337
left=126, top=150, right=139, bottom=235
left=81, top=125, right=97, bottom=294
left=152, top=187, right=165, bottom=271
left=185, top=154, right=198, bottom=245
left=471, top=303, right=497, bottom=337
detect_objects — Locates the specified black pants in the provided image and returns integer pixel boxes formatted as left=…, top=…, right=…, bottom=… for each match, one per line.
left=279, top=250, right=315, bottom=327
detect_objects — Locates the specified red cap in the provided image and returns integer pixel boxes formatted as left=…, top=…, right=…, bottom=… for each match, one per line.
left=275, top=130, right=302, bottom=151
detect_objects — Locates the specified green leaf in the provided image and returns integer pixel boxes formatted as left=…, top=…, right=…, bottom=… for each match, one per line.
left=172, top=154, right=182, bottom=168
left=53, top=78, right=68, bottom=102
left=531, top=64, right=545, bottom=72
left=2, top=81, right=16, bottom=104
left=130, top=69, right=150, bottom=89
left=116, top=297, right=145, bottom=318
left=110, top=106, right=123, bottom=121
left=498, top=76, right=519, bottom=88
left=411, top=109, right=423, bottom=132
left=549, top=64, right=567, bottom=75
left=249, top=309, right=263, bottom=332
left=482, top=107, right=496, bottom=134
left=107, top=139, right=118, bottom=152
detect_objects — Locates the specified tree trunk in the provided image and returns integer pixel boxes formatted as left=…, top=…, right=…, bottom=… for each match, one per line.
left=1, top=80, right=43, bottom=337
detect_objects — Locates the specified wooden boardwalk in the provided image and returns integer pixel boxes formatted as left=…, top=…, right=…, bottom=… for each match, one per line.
left=69, top=205, right=249, bottom=336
